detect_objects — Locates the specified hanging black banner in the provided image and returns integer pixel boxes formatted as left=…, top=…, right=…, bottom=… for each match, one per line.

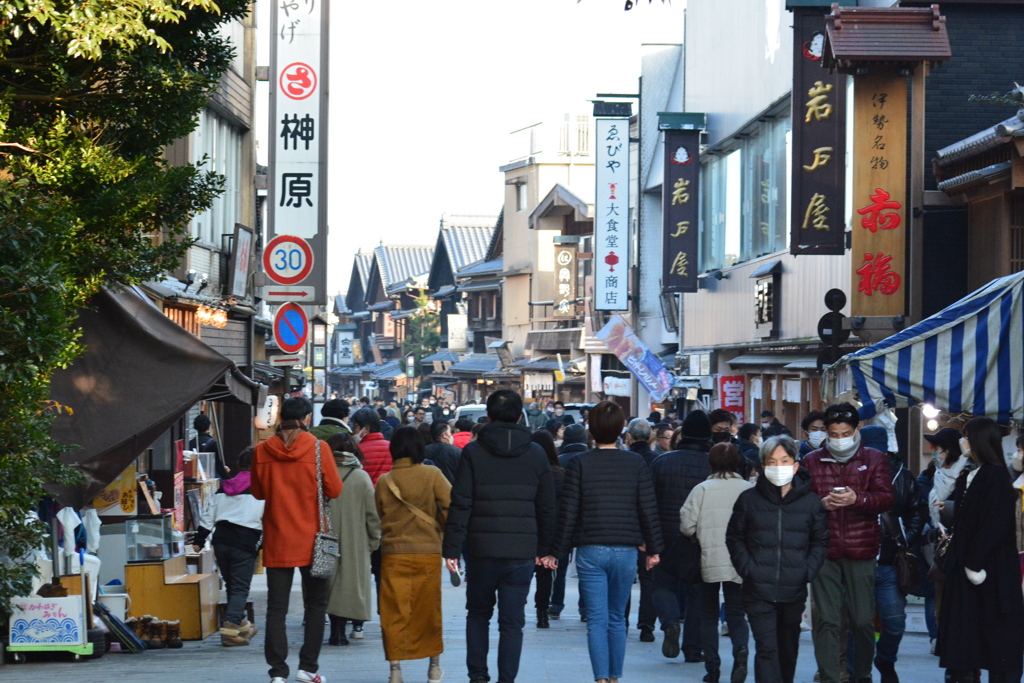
left=790, top=8, right=847, bottom=256
left=662, top=127, right=701, bottom=293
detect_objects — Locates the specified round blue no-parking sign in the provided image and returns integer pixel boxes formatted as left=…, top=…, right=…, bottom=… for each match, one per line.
left=273, top=303, right=309, bottom=353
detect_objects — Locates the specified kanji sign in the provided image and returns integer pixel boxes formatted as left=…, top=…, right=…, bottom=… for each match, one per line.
left=851, top=68, right=907, bottom=316
left=790, top=9, right=847, bottom=256
left=595, top=116, right=630, bottom=311
left=269, top=0, right=328, bottom=304
left=263, top=234, right=314, bottom=285
left=553, top=244, right=578, bottom=318
left=718, top=375, right=746, bottom=424
left=273, top=302, right=309, bottom=354
left=662, top=125, right=701, bottom=293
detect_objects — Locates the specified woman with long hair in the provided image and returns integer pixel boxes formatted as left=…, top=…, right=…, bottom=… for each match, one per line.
left=936, top=417, right=1024, bottom=683
left=544, top=401, right=663, bottom=683
left=530, top=429, right=565, bottom=628
left=374, top=426, right=452, bottom=683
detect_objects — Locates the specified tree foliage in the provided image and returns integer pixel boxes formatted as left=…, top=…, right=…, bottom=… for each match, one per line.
left=0, top=0, right=248, bottom=623
left=403, top=290, right=442, bottom=380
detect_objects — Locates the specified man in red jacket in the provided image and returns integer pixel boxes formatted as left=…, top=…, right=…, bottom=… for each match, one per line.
left=252, top=397, right=342, bottom=683
left=802, top=403, right=894, bottom=683
left=351, top=407, right=392, bottom=486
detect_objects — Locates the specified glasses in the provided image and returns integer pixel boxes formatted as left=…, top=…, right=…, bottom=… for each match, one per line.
left=827, top=409, right=856, bottom=420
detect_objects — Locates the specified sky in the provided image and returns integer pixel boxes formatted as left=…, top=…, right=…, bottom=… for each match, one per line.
left=255, top=0, right=686, bottom=298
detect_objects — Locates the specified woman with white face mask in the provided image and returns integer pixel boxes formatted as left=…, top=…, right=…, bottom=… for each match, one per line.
left=924, top=428, right=970, bottom=529
left=726, top=435, right=829, bottom=683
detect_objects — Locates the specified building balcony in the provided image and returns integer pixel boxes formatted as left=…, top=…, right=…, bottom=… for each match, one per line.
left=468, top=316, right=502, bottom=332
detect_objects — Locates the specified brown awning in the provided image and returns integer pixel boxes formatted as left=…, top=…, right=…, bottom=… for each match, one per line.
left=824, top=5, right=951, bottom=72
left=48, top=286, right=264, bottom=507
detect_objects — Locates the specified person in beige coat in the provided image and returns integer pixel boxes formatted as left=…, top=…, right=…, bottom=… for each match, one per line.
left=680, top=442, right=754, bottom=683
left=324, top=432, right=381, bottom=646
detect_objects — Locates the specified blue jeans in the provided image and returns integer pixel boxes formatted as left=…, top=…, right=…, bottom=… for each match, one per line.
left=550, top=551, right=572, bottom=614
left=465, top=557, right=535, bottom=683
left=576, top=545, right=638, bottom=680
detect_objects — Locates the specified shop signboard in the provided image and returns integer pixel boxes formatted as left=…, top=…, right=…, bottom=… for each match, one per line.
left=718, top=375, right=746, bottom=424
left=594, top=117, right=630, bottom=311
left=336, top=330, right=354, bottom=365
left=850, top=67, right=907, bottom=317
left=447, top=314, right=468, bottom=351
left=268, top=0, right=329, bottom=304
left=790, top=8, right=847, bottom=256
left=602, top=375, right=631, bottom=397
left=595, top=314, right=674, bottom=402
left=553, top=244, right=578, bottom=318
left=660, top=115, right=704, bottom=293
left=9, top=597, right=85, bottom=647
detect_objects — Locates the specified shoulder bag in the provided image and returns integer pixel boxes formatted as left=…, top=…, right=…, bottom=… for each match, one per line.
left=310, top=441, right=340, bottom=579
left=385, top=476, right=443, bottom=534
left=880, top=464, right=919, bottom=594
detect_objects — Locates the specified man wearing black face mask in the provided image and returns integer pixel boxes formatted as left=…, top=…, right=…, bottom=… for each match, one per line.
left=710, top=409, right=751, bottom=479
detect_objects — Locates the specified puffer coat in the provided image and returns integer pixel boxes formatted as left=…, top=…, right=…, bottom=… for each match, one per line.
left=651, top=438, right=711, bottom=543
left=802, top=443, right=894, bottom=561
left=726, top=468, right=830, bottom=604
left=680, top=473, right=753, bottom=583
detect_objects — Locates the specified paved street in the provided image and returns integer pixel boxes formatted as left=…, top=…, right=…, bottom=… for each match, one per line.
left=3, top=565, right=942, bottom=683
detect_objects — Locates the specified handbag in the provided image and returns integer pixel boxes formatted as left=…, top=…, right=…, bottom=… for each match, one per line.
left=385, top=477, right=443, bottom=533
left=310, top=441, right=340, bottom=580
left=881, top=511, right=919, bottom=594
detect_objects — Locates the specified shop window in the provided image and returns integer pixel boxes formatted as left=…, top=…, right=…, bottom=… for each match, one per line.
left=192, top=109, right=243, bottom=247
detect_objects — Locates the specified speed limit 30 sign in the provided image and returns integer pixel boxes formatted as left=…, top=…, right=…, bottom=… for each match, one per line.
left=264, top=235, right=314, bottom=285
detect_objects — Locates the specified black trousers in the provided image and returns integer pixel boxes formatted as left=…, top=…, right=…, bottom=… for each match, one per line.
left=214, top=544, right=257, bottom=626
left=466, top=557, right=534, bottom=683
left=743, top=594, right=803, bottom=683
left=635, top=550, right=656, bottom=630
left=534, top=564, right=554, bottom=614
left=265, top=565, right=329, bottom=680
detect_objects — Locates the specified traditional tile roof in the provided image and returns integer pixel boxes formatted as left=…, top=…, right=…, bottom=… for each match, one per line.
left=355, top=251, right=373, bottom=291
left=373, top=244, right=434, bottom=290
left=449, top=354, right=503, bottom=375
left=439, top=214, right=498, bottom=272
left=457, top=257, right=503, bottom=278
left=823, top=5, right=951, bottom=72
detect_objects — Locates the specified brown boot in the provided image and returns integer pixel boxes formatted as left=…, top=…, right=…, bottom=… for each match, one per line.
left=147, top=619, right=167, bottom=650
left=164, top=619, right=183, bottom=649
left=135, top=615, right=153, bottom=639
left=219, top=621, right=249, bottom=647
left=125, top=617, right=138, bottom=636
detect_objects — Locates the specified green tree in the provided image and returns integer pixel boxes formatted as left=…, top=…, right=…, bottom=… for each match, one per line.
left=0, top=0, right=248, bottom=623
left=403, top=290, right=441, bottom=380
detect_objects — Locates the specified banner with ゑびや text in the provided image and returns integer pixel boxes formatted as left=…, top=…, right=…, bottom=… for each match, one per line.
left=596, top=315, right=673, bottom=402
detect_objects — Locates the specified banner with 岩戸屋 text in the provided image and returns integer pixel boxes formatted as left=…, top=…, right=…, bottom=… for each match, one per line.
left=594, top=118, right=630, bottom=311
left=662, top=127, right=700, bottom=293
left=790, top=8, right=847, bottom=256
left=595, top=315, right=673, bottom=402
left=269, top=0, right=328, bottom=305
left=851, top=68, right=907, bottom=317
left=553, top=244, right=578, bottom=318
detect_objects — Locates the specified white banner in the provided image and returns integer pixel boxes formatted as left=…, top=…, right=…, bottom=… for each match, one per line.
left=594, top=118, right=630, bottom=311
left=447, top=314, right=468, bottom=352
left=336, top=330, right=354, bottom=366
left=603, top=375, right=632, bottom=397
left=272, top=0, right=322, bottom=239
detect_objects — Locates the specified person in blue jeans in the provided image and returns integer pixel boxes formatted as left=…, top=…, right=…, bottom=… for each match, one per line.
left=543, top=401, right=664, bottom=683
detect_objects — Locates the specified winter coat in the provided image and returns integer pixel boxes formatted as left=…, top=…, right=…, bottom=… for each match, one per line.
left=327, top=453, right=381, bottom=621
left=452, top=431, right=472, bottom=450
left=726, top=468, right=830, bottom=604
left=557, top=442, right=589, bottom=469
left=629, top=441, right=657, bottom=468
left=309, top=417, right=350, bottom=441
left=358, top=431, right=392, bottom=486
left=651, top=439, right=711, bottom=544
left=929, top=454, right=971, bottom=528
left=194, top=471, right=265, bottom=555
left=737, top=438, right=761, bottom=474
left=680, top=474, right=753, bottom=584
left=937, top=464, right=1024, bottom=672
left=550, top=448, right=663, bottom=558
left=802, top=444, right=894, bottom=561
left=442, top=421, right=556, bottom=561
left=425, top=442, right=461, bottom=485
left=251, top=430, right=342, bottom=568
left=376, top=458, right=451, bottom=555
left=879, top=453, right=928, bottom=566
left=527, top=407, right=548, bottom=432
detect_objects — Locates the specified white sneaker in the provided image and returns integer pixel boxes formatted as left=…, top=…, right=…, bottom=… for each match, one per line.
left=351, top=624, right=364, bottom=639
left=272, top=679, right=287, bottom=683
left=930, top=637, right=937, bottom=655
left=296, top=671, right=326, bottom=683
left=719, top=621, right=729, bottom=636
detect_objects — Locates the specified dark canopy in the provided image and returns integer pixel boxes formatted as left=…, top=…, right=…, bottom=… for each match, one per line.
left=48, top=286, right=263, bottom=507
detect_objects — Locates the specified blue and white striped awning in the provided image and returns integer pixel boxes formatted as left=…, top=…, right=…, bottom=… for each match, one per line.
left=824, top=271, right=1024, bottom=422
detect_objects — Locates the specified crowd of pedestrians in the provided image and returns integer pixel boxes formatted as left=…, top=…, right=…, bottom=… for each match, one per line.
left=192, top=391, right=1024, bottom=683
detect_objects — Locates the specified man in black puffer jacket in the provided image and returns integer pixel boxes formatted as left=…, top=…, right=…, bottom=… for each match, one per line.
left=727, top=434, right=829, bottom=683
left=443, top=390, right=556, bottom=683
left=650, top=410, right=713, bottom=662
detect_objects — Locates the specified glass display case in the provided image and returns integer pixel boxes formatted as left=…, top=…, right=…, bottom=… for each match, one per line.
left=125, top=514, right=184, bottom=563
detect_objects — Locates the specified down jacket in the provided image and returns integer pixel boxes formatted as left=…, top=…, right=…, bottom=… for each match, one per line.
left=550, top=448, right=664, bottom=558
left=651, top=439, right=711, bottom=543
left=680, top=474, right=753, bottom=583
left=358, top=431, right=392, bottom=486
left=442, top=421, right=556, bottom=561
left=726, top=467, right=830, bottom=604
left=802, top=443, right=894, bottom=561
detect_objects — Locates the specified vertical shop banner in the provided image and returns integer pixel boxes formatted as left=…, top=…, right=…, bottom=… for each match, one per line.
left=336, top=330, right=354, bottom=365
left=595, top=314, right=674, bottom=401
left=718, top=375, right=746, bottom=424
left=851, top=68, right=907, bottom=317
left=662, top=127, right=701, bottom=292
left=595, top=118, right=630, bottom=311
left=790, top=9, right=847, bottom=256
left=553, top=244, right=578, bottom=318
left=269, top=0, right=328, bottom=305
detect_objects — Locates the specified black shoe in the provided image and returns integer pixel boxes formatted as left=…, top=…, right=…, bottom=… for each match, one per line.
left=581, top=614, right=588, bottom=622
left=662, top=623, right=681, bottom=659
left=703, top=671, right=720, bottom=683
left=732, top=647, right=748, bottom=683
left=640, top=627, right=655, bottom=642
left=547, top=609, right=561, bottom=621
left=875, top=659, right=898, bottom=683
left=685, top=650, right=706, bottom=663
left=537, top=611, right=549, bottom=629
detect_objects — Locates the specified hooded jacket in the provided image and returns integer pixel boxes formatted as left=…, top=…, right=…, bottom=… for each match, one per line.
left=358, top=431, right=392, bottom=486
left=442, top=421, right=556, bottom=560
left=251, top=429, right=342, bottom=568
left=309, top=417, right=350, bottom=441
left=726, top=468, right=830, bottom=603
left=802, top=442, right=894, bottom=561
left=194, top=471, right=265, bottom=554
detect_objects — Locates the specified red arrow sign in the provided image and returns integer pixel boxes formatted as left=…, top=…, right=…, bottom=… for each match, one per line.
left=267, top=290, right=310, bottom=297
